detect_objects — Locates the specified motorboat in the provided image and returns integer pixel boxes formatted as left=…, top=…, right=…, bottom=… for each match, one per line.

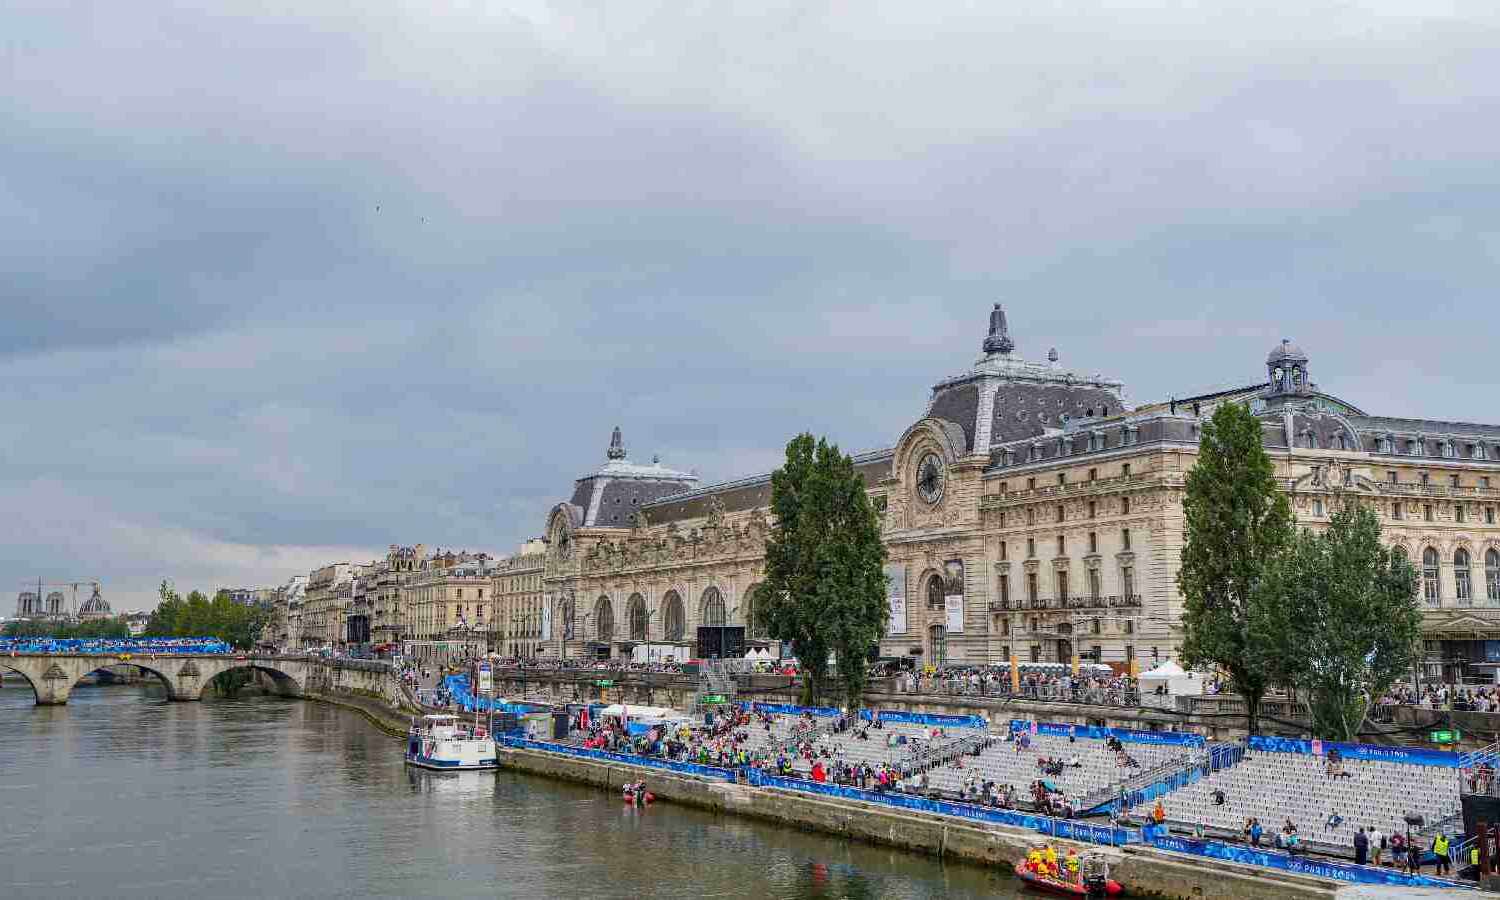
left=1013, top=850, right=1122, bottom=897
left=404, top=714, right=497, bottom=770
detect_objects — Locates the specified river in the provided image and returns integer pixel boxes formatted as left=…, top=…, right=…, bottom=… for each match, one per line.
left=0, top=679, right=1027, bottom=899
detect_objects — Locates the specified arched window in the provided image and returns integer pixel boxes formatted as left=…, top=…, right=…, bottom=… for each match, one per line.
left=662, top=591, right=685, bottom=640
left=628, top=593, right=647, bottom=641
left=1487, top=550, right=1500, bottom=603
left=928, top=624, right=947, bottom=667
left=926, top=574, right=945, bottom=609
left=700, top=586, right=726, bottom=626
left=745, top=584, right=769, bottom=639
left=595, top=596, right=614, bottom=640
left=1422, top=548, right=1441, bottom=606
left=1455, top=549, right=1473, bottom=604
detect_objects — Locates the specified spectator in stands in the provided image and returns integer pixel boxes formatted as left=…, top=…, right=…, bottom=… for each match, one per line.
left=1354, top=827, right=1368, bottom=865
left=1212, top=788, right=1225, bottom=806
left=1324, top=812, right=1343, bottom=832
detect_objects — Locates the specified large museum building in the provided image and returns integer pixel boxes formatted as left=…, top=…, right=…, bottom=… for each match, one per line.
left=542, top=306, right=1500, bottom=681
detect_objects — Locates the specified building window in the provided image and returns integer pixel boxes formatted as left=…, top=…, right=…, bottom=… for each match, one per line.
left=998, top=574, right=1010, bottom=607
left=1421, top=472, right=1430, bottom=485
left=1313, top=499, right=1325, bottom=517
left=1122, top=463, right=1131, bottom=477
left=1030, top=645, right=1041, bottom=663
left=1088, top=569, right=1101, bottom=600
left=1057, top=571, right=1070, bottom=602
left=1122, top=528, right=1132, bottom=551
left=595, top=596, right=615, bottom=640
left=1058, top=473, right=1067, bottom=485
left=628, top=594, right=648, bottom=640
left=1124, top=621, right=1134, bottom=636
left=1409, top=439, right=1420, bottom=456
left=1027, top=573, right=1039, bottom=604
left=1089, top=532, right=1098, bottom=554
left=1001, top=619, right=1010, bottom=636
left=1443, top=441, right=1456, bottom=459
left=1027, top=507, right=1036, bottom=526
left=1121, top=566, right=1135, bottom=599
left=1089, top=501, right=1097, bottom=519
left=1392, top=502, right=1403, bottom=520
left=1057, top=535, right=1066, bottom=555
left=1057, top=504, right=1065, bottom=522
left=1027, top=538, right=1036, bottom=558
left=1423, top=548, right=1440, bottom=606
left=928, top=624, right=947, bottom=668
left=1091, top=618, right=1100, bottom=635
left=1484, top=477, right=1493, bottom=489
left=1125, top=644, right=1135, bottom=662
left=1487, top=507, right=1496, bottom=525
left=662, top=591, right=685, bottom=640
left=1387, top=470, right=1397, bottom=484
left=999, top=541, right=1008, bottom=561
left=926, top=575, right=945, bottom=609
left=1451, top=474, right=1461, bottom=488
left=1121, top=496, right=1131, bottom=515
left=1424, top=504, right=1434, bottom=522
left=1487, top=549, right=1500, bottom=603
left=1457, top=505, right=1467, bottom=523
left=1455, top=549, right=1473, bottom=604
left=1027, top=477, right=1036, bottom=490
left=1379, top=437, right=1392, bottom=453
left=1089, top=468, right=1097, bottom=482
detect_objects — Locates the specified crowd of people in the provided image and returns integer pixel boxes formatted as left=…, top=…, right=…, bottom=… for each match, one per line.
left=0, top=636, right=232, bottom=655
left=1380, top=683, right=1500, bottom=713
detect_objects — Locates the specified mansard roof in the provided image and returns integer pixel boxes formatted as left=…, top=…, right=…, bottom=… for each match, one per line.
left=566, top=428, right=699, bottom=528
left=641, top=449, right=892, bottom=525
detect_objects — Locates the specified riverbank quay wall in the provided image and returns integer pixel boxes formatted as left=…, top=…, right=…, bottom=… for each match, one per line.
left=494, top=742, right=1355, bottom=900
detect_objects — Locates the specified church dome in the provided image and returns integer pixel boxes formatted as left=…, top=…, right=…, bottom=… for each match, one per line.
left=1267, top=338, right=1308, bottom=366
left=80, top=585, right=111, bottom=617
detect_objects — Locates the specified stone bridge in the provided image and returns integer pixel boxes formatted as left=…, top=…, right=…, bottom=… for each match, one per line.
left=0, top=654, right=311, bottom=705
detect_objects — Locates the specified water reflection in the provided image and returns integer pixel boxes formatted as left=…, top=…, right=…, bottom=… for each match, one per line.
left=0, top=681, right=1021, bottom=899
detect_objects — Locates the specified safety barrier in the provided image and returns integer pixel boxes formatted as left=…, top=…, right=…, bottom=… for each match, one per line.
left=744, top=769, right=1133, bottom=846
left=1011, top=720, right=1206, bottom=748
left=1141, top=828, right=1463, bottom=889
left=442, top=675, right=543, bottom=714
left=497, top=736, right=738, bottom=782
left=0, top=637, right=233, bottom=655
left=741, top=701, right=844, bottom=718
left=861, top=709, right=987, bottom=729
left=1247, top=735, right=1460, bottom=768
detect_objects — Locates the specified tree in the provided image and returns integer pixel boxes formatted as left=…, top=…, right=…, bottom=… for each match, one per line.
left=1251, top=502, right=1421, bottom=741
left=142, top=581, right=268, bottom=650
left=1178, top=402, right=1294, bottom=735
left=761, top=433, right=889, bottom=707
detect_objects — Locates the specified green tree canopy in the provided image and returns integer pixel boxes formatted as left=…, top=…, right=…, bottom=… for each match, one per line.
left=1178, top=401, right=1294, bottom=734
left=1251, top=502, right=1421, bottom=741
left=143, top=581, right=269, bottom=650
left=761, top=433, right=889, bottom=707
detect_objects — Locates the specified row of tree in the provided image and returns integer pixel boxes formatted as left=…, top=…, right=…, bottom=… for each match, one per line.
left=144, top=581, right=270, bottom=651
left=1179, top=403, right=1423, bottom=740
left=2, top=617, right=130, bottom=639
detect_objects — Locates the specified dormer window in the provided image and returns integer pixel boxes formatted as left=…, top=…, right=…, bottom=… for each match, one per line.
left=1442, top=441, right=1456, bottom=459
left=1378, top=437, right=1393, bottom=454
left=1407, top=439, right=1420, bottom=456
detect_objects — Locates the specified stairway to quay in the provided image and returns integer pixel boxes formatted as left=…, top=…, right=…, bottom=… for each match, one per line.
left=6, top=647, right=1489, bottom=899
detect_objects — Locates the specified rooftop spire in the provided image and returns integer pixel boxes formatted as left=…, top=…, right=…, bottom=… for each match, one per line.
left=982, top=303, right=1015, bottom=355
left=607, top=425, right=626, bottom=460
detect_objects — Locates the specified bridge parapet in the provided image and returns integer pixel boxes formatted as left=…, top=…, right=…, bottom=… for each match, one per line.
left=0, top=654, right=309, bottom=706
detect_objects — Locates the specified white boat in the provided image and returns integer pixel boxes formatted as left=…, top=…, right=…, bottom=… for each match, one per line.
left=404, top=714, right=497, bottom=771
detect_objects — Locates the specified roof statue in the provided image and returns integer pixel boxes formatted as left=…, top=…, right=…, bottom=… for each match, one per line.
left=607, top=425, right=626, bottom=460
left=981, top=303, right=1015, bottom=355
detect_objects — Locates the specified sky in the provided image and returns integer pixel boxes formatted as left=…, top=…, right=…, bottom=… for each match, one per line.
left=3, top=2, right=1498, bottom=613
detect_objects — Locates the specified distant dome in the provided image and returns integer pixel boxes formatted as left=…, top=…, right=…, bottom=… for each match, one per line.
left=80, top=585, right=111, bottom=618
left=1267, top=338, right=1308, bottom=366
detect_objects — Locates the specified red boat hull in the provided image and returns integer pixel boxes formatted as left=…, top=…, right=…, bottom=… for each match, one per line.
left=1012, top=863, right=1122, bottom=896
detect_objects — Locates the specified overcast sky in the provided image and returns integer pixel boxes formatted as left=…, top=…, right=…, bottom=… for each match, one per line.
left=4, top=2, right=1498, bottom=612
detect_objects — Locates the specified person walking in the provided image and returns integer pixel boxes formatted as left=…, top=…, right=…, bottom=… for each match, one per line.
left=1369, top=826, right=1385, bottom=867
left=1433, top=833, right=1451, bottom=876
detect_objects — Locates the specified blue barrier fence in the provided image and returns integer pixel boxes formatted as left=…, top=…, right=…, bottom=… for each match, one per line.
left=741, top=702, right=843, bottom=718
left=497, top=736, right=738, bottom=782
left=860, top=709, right=987, bottom=729
left=443, top=675, right=543, bottom=715
left=0, top=637, right=232, bottom=655
left=1010, top=720, right=1206, bottom=748
left=1247, top=736, right=1460, bottom=768
left=744, top=769, right=1133, bottom=846
left=1142, top=829, right=1462, bottom=889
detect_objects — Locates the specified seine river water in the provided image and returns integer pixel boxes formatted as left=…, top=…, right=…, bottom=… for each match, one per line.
left=0, top=679, right=1026, bottom=899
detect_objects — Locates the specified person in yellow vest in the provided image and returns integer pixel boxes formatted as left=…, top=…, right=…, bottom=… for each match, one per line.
left=1471, top=842, right=1480, bottom=870
left=1432, top=833, right=1451, bottom=876
left=1065, top=848, right=1081, bottom=883
left=1044, top=844, right=1059, bottom=878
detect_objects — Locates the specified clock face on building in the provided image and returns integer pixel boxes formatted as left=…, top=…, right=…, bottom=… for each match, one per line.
left=916, top=453, right=945, bottom=505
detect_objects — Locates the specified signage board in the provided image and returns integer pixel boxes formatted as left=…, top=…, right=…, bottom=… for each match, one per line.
left=943, top=559, right=965, bottom=634
left=884, top=564, right=907, bottom=635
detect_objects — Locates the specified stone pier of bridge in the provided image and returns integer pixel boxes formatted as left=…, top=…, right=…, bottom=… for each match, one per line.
left=0, top=654, right=309, bottom=705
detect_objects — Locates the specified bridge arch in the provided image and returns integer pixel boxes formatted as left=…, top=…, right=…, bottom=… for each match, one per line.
left=0, top=664, right=43, bottom=705
left=210, top=661, right=305, bottom=697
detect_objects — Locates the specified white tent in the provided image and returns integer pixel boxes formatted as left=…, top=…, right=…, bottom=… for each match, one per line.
left=599, top=704, right=679, bottom=720
left=743, top=647, right=775, bottom=661
left=1139, top=661, right=1206, bottom=696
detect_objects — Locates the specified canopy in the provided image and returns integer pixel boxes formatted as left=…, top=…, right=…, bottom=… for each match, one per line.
left=743, top=647, right=775, bottom=661
left=1139, top=660, right=1206, bottom=696
left=598, top=704, right=678, bottom=720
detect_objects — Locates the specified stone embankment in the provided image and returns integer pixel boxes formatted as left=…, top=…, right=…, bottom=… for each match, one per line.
left=295, top=659, right=1444, bottom=899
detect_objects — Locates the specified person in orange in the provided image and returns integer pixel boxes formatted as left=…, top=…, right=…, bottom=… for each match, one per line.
left=1152, top=799, right=1167, bottom=824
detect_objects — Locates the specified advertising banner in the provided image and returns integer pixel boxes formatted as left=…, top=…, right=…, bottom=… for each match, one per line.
left=476, top=662, right=492, bottom=695
left=943, top=559, right=965, bottom=634
left=884, top=564, right=907, bottom=635
left=1141, top=831, right=1455, bottom=888
left=1009, top=720, right=1205, bottom=748
left=540, top=601, right=552, bottom=641
left=1247, top=735, right=1459, bottom=768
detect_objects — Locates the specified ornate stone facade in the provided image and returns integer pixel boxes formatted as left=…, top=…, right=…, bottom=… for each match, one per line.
left=541, top=307, right=1500, bottom=679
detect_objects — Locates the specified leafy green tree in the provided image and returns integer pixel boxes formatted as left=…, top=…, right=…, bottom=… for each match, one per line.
left=1178, top=402, right=1294, bottom=735
left=1250, top=502, right=1421, bottom=741
left=142, top=581, right=268, bottom=650
left=761, top=433, right=889, bottom=707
